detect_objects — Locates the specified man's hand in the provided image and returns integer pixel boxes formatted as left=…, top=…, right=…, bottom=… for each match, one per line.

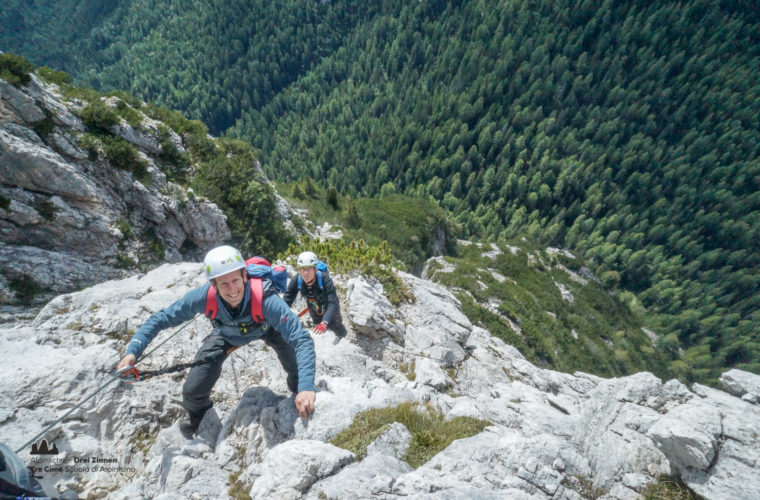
left=311, top=322, right=327, bottom=335
left=294, top=390, right=316, bottom=419
left=117, top=354, right=137, bottom=371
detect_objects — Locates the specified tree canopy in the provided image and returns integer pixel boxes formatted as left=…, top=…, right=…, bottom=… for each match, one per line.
left=5, top=0, right=759, bottom=384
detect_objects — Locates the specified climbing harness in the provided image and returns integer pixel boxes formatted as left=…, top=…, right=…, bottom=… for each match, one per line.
left=307, top=297, right=325, bottom=315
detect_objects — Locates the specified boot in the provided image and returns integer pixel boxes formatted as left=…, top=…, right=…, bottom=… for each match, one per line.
left=179, top=411, right=205, bottom=439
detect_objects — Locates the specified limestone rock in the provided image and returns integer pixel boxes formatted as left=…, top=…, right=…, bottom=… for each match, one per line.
left=1, top=263, right=758, bottom=499
left=720, top=369, right=760, bottom=403
left=366, top=422, right=412, bottom=459
left=346, top=276, right=404, bottom=342
left=247, top=440, right=354, bottom=499
left=0, top=73, right=233, bottom=304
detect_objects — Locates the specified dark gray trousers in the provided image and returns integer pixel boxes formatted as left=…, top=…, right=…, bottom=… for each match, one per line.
left=182, top=328, right=299, bottom=416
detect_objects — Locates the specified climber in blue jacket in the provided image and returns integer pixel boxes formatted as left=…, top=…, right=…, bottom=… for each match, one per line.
left=116, top=245, right=316, bottom=438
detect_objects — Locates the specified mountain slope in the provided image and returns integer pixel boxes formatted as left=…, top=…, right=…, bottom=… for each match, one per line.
left=1, top=261, right=758, bottom=498
left=2, top=0, right=386, bottom=134
left=3, top=0, right=759, bottom=382
left=237, top=0, right=760, bottom=383
left=0, top=57, right=294, bottom=305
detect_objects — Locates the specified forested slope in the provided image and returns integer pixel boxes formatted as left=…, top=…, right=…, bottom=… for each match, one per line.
left=238, top=0, right=760, bottom=383
left=3, top=0, right=758, bottom=383
left=2, top=0, right=381, bottom=134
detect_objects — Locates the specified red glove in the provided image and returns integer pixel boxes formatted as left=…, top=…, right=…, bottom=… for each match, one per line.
left=311, top=322, right=327, bottom=335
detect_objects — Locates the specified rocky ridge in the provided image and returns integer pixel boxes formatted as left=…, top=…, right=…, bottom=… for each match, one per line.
left=1, top=261, right=758, bottom=499
left=0, top=73, right=230, bottom=305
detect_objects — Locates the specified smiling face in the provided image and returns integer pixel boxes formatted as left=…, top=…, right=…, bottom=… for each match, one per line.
left=212, top=269, right=246, bottom=308
left=298, top=266, right=316, bottom=285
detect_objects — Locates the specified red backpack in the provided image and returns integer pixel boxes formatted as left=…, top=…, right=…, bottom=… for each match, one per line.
left=205, top=256, right=287, bottom=324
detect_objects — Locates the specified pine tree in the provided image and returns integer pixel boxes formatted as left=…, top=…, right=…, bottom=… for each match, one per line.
left=345, top=196, right=360, bottom=228
left=327, top=186, right=340, bottom=209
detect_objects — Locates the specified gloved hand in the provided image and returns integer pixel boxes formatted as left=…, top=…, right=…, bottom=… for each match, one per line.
left=118, top=365, right=141, bottom=383
left=311, top=322, right=327, bottom=335
left=117, top=354, right=139, bottom=383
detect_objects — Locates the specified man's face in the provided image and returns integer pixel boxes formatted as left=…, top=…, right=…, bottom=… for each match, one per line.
left=213, top=269, right=246, bottom=308
left=298, top=267, right=316, bottom=284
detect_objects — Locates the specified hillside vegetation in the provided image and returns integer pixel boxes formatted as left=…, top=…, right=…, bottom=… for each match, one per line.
left=0, top=54, right=291, bottom=259
left=3, top=0, right=759, bottom=383
left=426, top=241, right=675, bottom=379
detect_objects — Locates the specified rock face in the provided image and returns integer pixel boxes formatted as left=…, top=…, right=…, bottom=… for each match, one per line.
left=1, top=263, right=757, bottom=499
left=0, top=75, right=230, bottom=305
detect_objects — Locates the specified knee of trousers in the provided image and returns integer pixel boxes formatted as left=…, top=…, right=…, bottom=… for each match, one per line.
left=182, top=376, right=211, bottom=400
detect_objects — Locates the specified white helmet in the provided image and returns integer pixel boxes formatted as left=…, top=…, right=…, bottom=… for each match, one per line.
left=296, top=251, right=319, bottom=269
left=204, top=245, right=245, bottom=280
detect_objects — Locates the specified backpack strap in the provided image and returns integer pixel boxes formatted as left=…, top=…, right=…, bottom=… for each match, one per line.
left=205, top=278, right=265, bottom=323
left=298, top=271, right=323, bottom=291
left=205, top=285, right=219, bottom=319
left=249, top=277, right=265, bottom=323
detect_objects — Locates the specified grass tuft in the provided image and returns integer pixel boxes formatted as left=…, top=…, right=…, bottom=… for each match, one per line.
left=330, top=401, right=490, bottom=468
left=641, top=475, right=697, bottom=500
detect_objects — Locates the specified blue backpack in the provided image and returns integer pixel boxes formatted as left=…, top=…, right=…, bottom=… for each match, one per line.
left=297, top=260, right=328, bottom=289
left=205, top=256, right=288, bottom=322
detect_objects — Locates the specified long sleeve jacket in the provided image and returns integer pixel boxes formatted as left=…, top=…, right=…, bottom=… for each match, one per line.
left=283, top=271, right=341, bottom=326
left=126, top=280, right=316, bottom=392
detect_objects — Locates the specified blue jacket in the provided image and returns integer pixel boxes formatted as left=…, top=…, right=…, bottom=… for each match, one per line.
left=126, top=281, right=316, bottom=392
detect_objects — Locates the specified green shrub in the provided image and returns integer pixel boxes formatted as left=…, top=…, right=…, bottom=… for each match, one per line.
left=79, top=100, right=119, bottom=131
left=278, top=182, right=457, bottom=271
left=143, top=228, right=165, bottom=260
left=192, top=141, right=293, bottom=256
left=116, top=219, right=132, bottom=238
left=0, top=194, right=10, bottom=210
left=330, top=402, right=490, bottom=468
left=0, top=53, right=34, bottom=86
left=280, top=238, right=414, bottom=305
left=304, top=177, right=319, bottom=199
left=159, top=133, right=192, bottom=183
left=101, top=135, right=148, bottom=179
left=61, top=85, right=102, bottom=103
left=36, top=66, right=72, bottom=85
left=143, top=103, right=206, bottom=136
left=344, top=196, right=360, bottom=228
left=9, top=275, right=45, bottom=304
left=32, top=115, right=56, bottom=137
left=34, top=199, right=57, bottom=220
left=78, top=133, right=101, bottom=161
left=185, top=130, right=217, bottom=163
left=290, top=183, right=304, bottom=200
left=435, top=241, right=675, bottom=379
left=114, top=99, right=142, bottom=128
left=107, top=90, right=143, bottom=109
left=116, top=253, right=136, bottom=268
